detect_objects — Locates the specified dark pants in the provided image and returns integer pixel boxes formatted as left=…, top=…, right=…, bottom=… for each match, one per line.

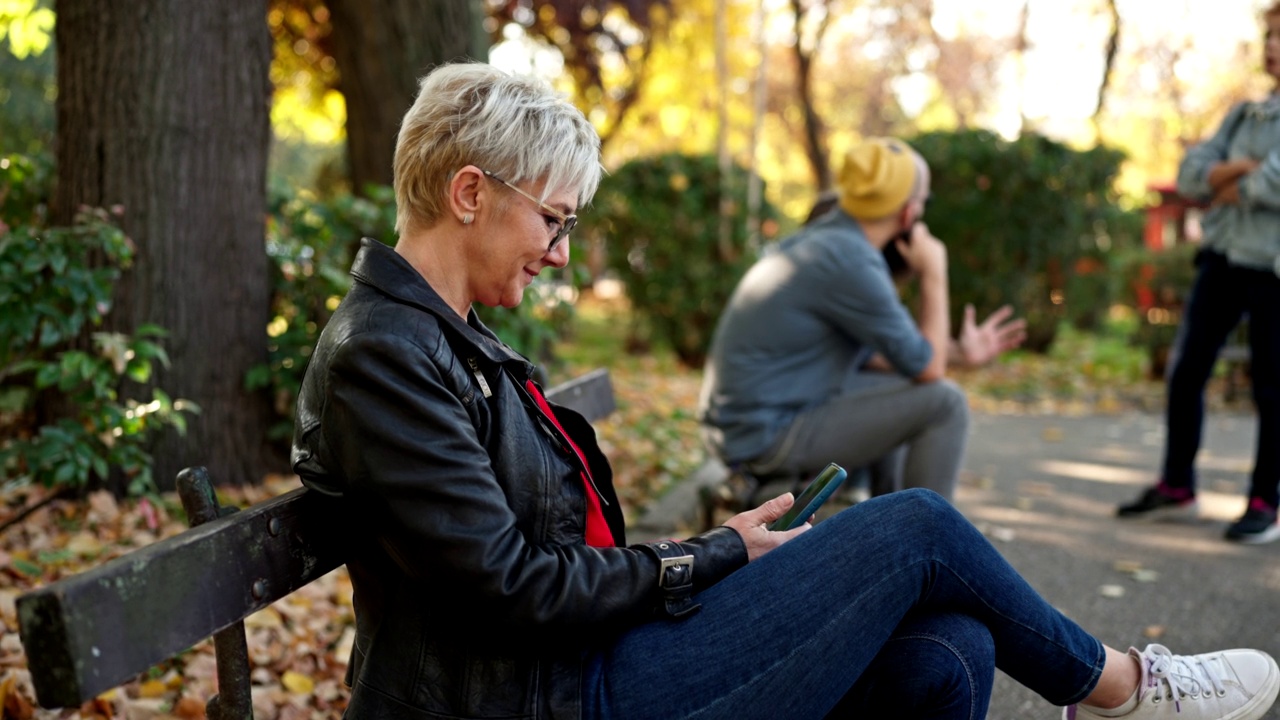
left=583, top=490, right=1102, bottom=719
left=1162, top=251, right=1280, bottom=506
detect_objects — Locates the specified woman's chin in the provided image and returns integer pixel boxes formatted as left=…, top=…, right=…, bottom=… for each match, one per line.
left=495, top=292, right=525, bottom=309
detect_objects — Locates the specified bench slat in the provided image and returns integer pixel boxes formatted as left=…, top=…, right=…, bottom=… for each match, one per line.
left=17, top=487, right=345, bottom=707
left=546, top=367, right=616, bottom=422
left=17, top=371, right=616, bottom=709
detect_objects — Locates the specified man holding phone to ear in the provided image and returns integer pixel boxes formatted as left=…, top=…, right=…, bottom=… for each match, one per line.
left=699, top=136, right=1026, bottom=501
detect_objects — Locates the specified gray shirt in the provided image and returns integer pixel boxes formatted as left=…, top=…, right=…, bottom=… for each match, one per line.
left=1177, top=97, right=1280, bottom=275
left=698, top=210, right=933, bottom=464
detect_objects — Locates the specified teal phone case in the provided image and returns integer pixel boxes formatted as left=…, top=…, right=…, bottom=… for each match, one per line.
left=768, top=463, right=848, bottom=531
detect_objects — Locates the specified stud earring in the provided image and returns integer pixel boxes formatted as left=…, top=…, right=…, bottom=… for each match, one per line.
left=462, top=213, right=474, bottom=225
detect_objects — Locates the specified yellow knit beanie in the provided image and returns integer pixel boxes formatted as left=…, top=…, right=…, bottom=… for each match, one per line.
left=836, top=137, right=917, bottom=220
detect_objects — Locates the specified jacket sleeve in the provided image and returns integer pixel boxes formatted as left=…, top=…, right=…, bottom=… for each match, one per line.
left=814, top=241, right=932, bottom=378
left=1240, top=135, right=1280, bottom=212
left=321, top=331, right=747, bottom=630
left=1177, top=103, right=1247, bottom=201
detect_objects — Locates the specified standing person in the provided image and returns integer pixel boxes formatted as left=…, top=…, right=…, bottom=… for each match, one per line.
left=698, top=137, right=1026, bottom=501
left=291, top=61, right=1280, bottom=720
left=1117, top=3, right=1280, bottom=544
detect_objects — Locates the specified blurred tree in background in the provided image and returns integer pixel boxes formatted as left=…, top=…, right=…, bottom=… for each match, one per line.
left=1, top=0, right=1273, bottom=495
left=489, top=0, right=672, bottom=146
left=588, top=152, right=779, bottom=368
left=268, top=0, right=480, bottom=202
left=0, top=0, right=54, bottom=155
left=909, top=128, right=1140, bottom=351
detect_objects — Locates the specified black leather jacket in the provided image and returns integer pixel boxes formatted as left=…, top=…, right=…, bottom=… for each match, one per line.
left=291, top=239, right=748, bottom=719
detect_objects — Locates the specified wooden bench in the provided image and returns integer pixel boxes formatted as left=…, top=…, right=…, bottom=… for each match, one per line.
left=16, top=368, right=616, bottom=718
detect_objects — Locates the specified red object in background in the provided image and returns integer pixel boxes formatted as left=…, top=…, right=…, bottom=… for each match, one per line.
left=1143, top=182, right=1206, bottom=251
left=1135, top=182, right=1208, bottom=311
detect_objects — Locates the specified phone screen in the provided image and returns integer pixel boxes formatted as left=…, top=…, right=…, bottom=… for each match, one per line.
left=768, top=463, right=848, bottom=531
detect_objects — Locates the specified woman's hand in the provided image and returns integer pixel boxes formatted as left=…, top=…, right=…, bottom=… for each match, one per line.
left=1207, top=158, right=1260, bottom=192
left=722, top=493, right=811, bottom=562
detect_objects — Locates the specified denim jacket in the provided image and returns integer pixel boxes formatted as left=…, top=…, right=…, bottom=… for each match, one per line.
left=291, top=239, right=747, bottom=719
left=1177, top=97, right=1280, bottom=275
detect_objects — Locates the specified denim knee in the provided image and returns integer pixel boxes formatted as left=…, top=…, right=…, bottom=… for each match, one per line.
left=837, top=612, right=996, bottom=720
left=879, top=486, right=954, bottom=519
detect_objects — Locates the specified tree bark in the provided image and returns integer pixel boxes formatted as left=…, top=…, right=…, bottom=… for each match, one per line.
left=54, top=0, right=274, bottom=490
left=325, top=0, right=475, bottom=196
left=1092, top=0, right=1121, bottom=137
left=789, top=0, right=832, bottom=190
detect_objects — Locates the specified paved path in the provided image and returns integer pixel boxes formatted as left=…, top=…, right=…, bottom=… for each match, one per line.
left=636, top=409, right=1279, bottom=719
left=960, top=410, right=1278, bottom=719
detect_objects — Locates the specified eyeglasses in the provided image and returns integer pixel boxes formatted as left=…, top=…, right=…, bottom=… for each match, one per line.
left=482, top=170, right=577, bottom=252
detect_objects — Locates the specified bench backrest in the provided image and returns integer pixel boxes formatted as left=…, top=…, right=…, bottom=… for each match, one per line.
left=17, top=368, right=615, bottom=711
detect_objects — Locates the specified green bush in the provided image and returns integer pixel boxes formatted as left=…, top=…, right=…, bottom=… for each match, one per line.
left=252, top=184, right=575, bottom=440
left=909, top=130, right=1137, bottom=351
left=1113, top=242, right=1199, bottom=376
left=585, top=153, right=778, bottom=368
left=0, top=154, right=195, bottom=495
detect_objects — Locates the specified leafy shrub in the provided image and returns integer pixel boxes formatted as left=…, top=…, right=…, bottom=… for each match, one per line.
left=585, top=153, right=778, bottom=368
left=0, top=154, right=195, bottom=495
left=251, top=184, right=575, bottom=440
left=1113, top=242, right=1199, bottom=376
left=247, top=185, right=374, bottom=440
left=909, top=130, right=1138, bottom=351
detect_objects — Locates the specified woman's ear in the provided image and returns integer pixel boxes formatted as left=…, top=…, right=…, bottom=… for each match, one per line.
left=448, top=165, right=485, bottom=223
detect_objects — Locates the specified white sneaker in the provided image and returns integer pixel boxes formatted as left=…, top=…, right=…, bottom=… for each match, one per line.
left=1063, top=644, right=1280, bottom=720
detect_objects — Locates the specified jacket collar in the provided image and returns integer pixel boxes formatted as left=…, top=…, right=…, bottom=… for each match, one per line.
left=349, top=237, right=531, bottom=369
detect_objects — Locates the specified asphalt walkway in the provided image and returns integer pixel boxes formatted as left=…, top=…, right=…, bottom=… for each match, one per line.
left=634, top=409, right=1279, bottom=719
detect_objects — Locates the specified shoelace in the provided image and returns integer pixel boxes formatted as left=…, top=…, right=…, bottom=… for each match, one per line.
left=1144, top=644, right=1228, bottom=710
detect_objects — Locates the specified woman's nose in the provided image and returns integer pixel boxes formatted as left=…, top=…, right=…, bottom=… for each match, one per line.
left=545, top=237, right=571, bottom=268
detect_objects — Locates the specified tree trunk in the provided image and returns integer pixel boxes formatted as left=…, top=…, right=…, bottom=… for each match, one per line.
left=54, top=0, right=274, bottom=490
left=326, top=0, right=476, bottom=197
left=788, top=0, right=832, bottom=190
left=1092, top=0, right=1121, bottom=138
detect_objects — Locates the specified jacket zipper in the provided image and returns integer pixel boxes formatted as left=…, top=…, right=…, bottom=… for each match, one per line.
left=513, top=373, right=611, bottom=508
left=466, top=356, right=493, bottom=398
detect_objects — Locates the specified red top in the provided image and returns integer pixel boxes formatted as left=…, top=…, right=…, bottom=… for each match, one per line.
left=526, top=380, right=614, bottom=547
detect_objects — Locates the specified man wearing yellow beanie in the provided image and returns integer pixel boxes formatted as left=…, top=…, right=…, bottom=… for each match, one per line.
left=699, top=137, right=1025, bottom=501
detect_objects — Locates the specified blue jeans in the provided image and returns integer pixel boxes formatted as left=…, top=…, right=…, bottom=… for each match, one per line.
left=582, top=489, right=1104, bottom=719
left=1162, top=251, right=1280, bottom=505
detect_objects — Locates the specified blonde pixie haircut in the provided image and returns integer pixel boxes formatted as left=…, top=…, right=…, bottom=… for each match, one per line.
left=393, top=62, right=603, bottom=235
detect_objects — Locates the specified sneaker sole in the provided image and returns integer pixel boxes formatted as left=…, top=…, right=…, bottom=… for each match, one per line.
left=1118, top=501, right=1200, bottom=523
left=1226, top=523, right=1280, bottom=545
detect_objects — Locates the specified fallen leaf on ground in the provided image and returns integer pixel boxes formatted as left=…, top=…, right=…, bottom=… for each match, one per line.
left=1099, top=584, right=1126, bottom=598
left=281, top=670, right=315, bottom=695
left=1113, top=559, right=1143, bottom=573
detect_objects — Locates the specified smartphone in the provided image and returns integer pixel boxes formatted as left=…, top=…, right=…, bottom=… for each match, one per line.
left=768, top=463, right=848, bottom=531
left=882, top=239, right=909, bottom=276
left=882, top=224, right=914, bottom=277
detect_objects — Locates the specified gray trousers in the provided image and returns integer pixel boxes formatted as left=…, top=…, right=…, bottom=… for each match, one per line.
left=745, top=372, right=970, bottom=501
